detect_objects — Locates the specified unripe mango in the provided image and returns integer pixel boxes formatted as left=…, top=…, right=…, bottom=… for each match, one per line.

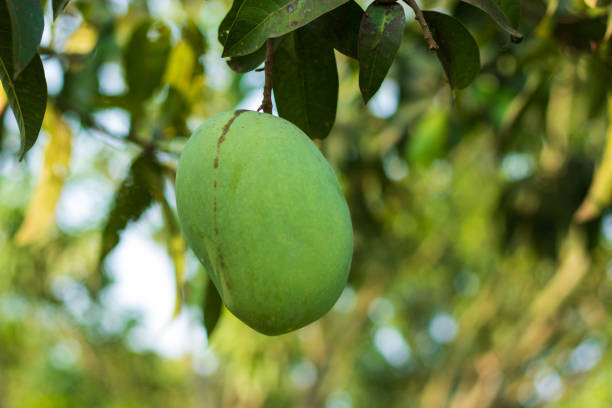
left=175, top=110, right=353, bottom=335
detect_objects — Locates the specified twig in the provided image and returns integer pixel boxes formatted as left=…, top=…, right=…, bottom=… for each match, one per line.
left=38, top=46, right=90, bottom=62
left=403, top=0, right=439, bottom=51
left=53, top=98, right=178, bottom=155
left=257, top=39, right=274, bottom=114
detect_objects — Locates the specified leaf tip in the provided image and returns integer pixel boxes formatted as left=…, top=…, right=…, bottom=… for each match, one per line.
left=360, top=86, right=373, bottom=104
left=510, top=34, right=524, bottom=43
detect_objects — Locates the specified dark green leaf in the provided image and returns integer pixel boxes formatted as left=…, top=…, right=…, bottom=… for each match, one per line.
left=307, top=0, right=363, bottom=59
left=52, top=0, right=70, bottom=19
left=491, top=0, right=520, bottom=29
left=220, top=0, right=350, bottom=57
left=358, top=2, right=405, bottom=103
left=273, top=28, right=338, bottom=139
left=0, top=104, right=7, bottom=153
left=424, top=11, right=480, bottom=90
left=217, top=1, right=287, bottom=73
left=5, top=0, right=44, bottom=76
left=99, top=154, right=163, bottom=267
left=203, top=278, right=222, bottom=338
left=182, top=20, right=207, bottom=75
left=553, top=15, right=607, bottom=51
left=218, top=0, right=246, bottom=46
left=0, top=1, right=47, bottom=160
left=226, top=38, right=284, bottom=73
left=219, top=3, right=266, bottom=74
left=124, top=20, right=171, bottom=104
left=182, top=20, right=208, bottom=60
left=460, top=0, right=523, bottom=40
left=227, top=43, right=266, bottom=73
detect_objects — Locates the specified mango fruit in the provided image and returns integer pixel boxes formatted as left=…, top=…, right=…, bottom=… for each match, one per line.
left=175, top=110, right=353, bottom=335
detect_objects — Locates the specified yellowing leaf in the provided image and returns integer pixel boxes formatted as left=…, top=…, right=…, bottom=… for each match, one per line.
left=159, top=193, right=187, bottom=318
left=64, top=22, right=99, bottom=54
left=0, top=85, right=6, bottom=111
left=170, top=234, right=187, bottom=317
left=575, top=93, right=612, bottom=222
left=584, top=0, right=611, bottom=8
left=15, top=105, right=71, bottom=245
left=163, top=41, right=195, bottom=96
left=186, top=74, right=206, bottom=103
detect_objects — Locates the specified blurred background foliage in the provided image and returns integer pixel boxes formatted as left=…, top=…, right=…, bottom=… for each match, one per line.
left=1, top=0, right=612, bottom=407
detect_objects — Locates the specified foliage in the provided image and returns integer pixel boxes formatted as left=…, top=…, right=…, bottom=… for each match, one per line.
left=1, top=0, right=612, bottom=407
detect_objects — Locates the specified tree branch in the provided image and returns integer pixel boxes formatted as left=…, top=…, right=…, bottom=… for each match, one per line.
left=53, top=98, right=178, bottom=156
left=258, top=39, right=274, bottom=114
left=38, top=46, right=90, bottom=63
left=403, top=0, right=439, bottom=51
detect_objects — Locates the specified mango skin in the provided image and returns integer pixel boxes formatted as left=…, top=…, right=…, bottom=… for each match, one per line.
left=175, top=110, right=353, bottom=335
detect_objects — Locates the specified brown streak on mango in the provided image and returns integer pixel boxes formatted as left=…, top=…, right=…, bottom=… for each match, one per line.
left=211, top=110, right=246, bottom=292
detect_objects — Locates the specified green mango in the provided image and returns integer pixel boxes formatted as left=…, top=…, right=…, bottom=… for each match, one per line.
left=175, top=110, right=353, bottom=335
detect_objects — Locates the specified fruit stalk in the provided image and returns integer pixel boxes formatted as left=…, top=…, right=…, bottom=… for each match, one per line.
left=258, top=39, right=274, bottom=114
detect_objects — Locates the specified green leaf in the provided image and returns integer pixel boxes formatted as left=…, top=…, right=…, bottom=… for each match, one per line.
left=52, top=0, right=70, bottom=19
left=0, top=1, right=47, bottom=160
left=99, top=153, right=163, bottom=268
left=0, top=56, right=47, bottom=160
left=218, top=0, right=246, bottom=46
left=124, top=20, right=172, bottom=104
left=307, top=0, right=364, bottom=59
left=203, top=278, right=222, bottom=338
left=14, top=104, right=71, bottom=245
left=182, top=20, right=207, bottom=75
left=358, top=2, right=405, bottom=104
left=423, top=11, right=480, bottom=90
left=405, top=110, right=449, bottom=168
left=491, top=0, right=520, bottom=29
left=220, top=0, right=350, bottom=57
left=273, top=28, right=338, bottom=139
left=460, top=0, right=523, bottom=41
left=5, top=0, right=44, bottom=76
left=218, top=2, right=266, bottom=73
left=227, top=43, right=266, bottom=73
left=159, top=87, right=190, bottom=137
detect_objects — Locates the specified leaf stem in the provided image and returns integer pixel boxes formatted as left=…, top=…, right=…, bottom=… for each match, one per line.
left=402, top=0, right=439, bottom=51
left=258, top=39, right=274, bottom=114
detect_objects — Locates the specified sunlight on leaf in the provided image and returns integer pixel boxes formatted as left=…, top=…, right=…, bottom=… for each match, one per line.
left=163, top=41, right=196, bottom=96
left=159, top=192, right=187, bottom=318
left=64, top=22, right=99, bottom=55
left=0, top=84, right=6, bottom=111
left=15, top=104, right=71, bottom=245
